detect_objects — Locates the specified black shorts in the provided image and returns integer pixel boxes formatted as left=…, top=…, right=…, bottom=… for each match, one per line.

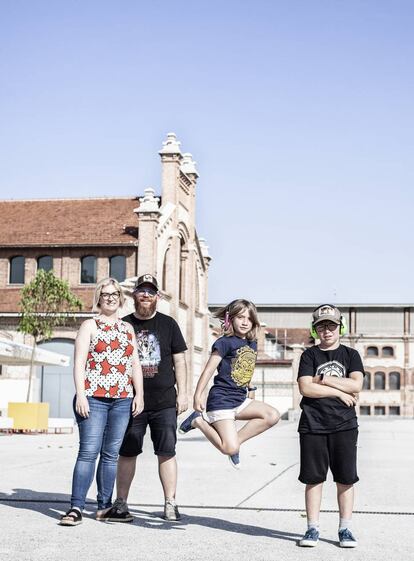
left=119, top=407, right=177, bottom=457
left=299, top=428, right=359, bottom=485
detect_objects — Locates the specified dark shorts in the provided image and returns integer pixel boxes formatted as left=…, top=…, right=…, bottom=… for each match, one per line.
left=119, top=407, right=177, bottom=457
left=299, top=428, right=359, bottom=485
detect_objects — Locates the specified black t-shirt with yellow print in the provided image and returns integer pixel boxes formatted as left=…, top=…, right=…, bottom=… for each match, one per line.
left=206, top=335, right=257, bottom=411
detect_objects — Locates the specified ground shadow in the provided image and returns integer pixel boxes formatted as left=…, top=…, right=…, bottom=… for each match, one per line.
left=0, top=489, right=97, bottom=521
left=127, top=507, right=338, bottom=546
left=0, top=491, right=337, bottom=546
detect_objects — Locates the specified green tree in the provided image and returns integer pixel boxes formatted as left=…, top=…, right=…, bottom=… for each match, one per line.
left=19, top=269, right=83, bottom=402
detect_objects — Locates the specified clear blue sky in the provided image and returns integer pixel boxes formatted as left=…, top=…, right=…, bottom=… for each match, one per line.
left=1, top=1, right=413, bottom=304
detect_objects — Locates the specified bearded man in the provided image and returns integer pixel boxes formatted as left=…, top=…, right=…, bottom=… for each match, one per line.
left=101, top=274, right=188, bottom=522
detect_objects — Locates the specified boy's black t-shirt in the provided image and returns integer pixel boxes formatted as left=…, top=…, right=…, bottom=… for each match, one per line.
left=297, top=344, right=364, bottom=434
left=123, top=312, right=187, bottom=411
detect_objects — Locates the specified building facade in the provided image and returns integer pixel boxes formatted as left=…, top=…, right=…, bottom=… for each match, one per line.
left=0, top=133, right=211, bottom=417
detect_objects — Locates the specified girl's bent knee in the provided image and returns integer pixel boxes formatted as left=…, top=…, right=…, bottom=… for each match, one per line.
left=193, top=416, right=203, bottom=428
left=223, top=444, right=239, bottom=456
left=265, top=409, right=280, bottom=427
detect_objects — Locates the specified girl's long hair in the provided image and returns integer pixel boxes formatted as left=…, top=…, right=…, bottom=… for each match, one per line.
left=214, top=299, right=260, bottom=341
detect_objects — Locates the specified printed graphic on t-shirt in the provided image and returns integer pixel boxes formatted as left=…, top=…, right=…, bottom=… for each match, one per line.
left=231, top=345, right=257, bottom=387
left=136, top=330, right=161, bottom=378
left=316, top=360, right=346, bottom=379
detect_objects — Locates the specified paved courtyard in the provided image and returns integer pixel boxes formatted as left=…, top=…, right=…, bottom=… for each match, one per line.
left=1, top=418, right=413, bottom=561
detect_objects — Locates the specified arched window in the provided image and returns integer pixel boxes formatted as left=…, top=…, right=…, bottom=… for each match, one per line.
left=367, top=346, right=379, bottom=357
left=37, top=255, right=53, bottom=272
left=195, top=267, right=201, bottom=310
left=179, top=237, right=186, bottom=302
left=389, top=371, right=401, bottom=390
left=362, top=372, right=371, bottom=390
left=374, top=371, right=385, bottom=390
left=162, top=248, right=170, bottom=292
left=109, top=255, right=126, bottom=282
left=382, top=346, right=394, bottom=357
left=80, top=256, right=96, bottom=284
left=9, top=256, right=25, bottom=284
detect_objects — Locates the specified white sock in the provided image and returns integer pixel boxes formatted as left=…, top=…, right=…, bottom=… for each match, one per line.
left=339, top=518, right=352, bottom=531
left=307, top=520, right=319, bottom=530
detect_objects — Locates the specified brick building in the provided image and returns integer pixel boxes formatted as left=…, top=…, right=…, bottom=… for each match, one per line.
left=0, top=133, right=211, bottom=417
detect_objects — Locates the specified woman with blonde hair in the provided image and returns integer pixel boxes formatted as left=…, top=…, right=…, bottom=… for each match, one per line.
left=179, top=299, right=280, bottom=469
left=60, top=278, right=144, bottom=526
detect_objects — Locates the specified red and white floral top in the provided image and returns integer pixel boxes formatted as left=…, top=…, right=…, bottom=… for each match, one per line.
left=84, top=318, right=135, bottom=399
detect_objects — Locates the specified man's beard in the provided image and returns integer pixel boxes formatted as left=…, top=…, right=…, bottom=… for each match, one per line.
left=135, top=299, right=157, bottom=318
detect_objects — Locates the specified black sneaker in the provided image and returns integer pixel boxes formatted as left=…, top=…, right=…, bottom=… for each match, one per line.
left=97, top=498, right=133, bottom=523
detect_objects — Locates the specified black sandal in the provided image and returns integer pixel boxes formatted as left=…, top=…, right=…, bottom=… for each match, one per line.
left=59, top=508, right=83, bottom=526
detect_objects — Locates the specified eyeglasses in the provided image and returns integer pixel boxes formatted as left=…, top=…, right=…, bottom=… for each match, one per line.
left=315, top=322, right=339, bottom=332
left=100, top=291, right=120, bottom=301
left=136, top=287, right=158, bottom=296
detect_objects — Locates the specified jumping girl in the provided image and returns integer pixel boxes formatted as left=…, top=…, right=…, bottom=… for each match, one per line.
left=179, top=299, right=280, bottom=468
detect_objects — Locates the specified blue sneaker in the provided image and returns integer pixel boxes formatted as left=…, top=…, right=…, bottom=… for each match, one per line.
left=228, top=452, right=240, bottom=470
left=338, top=528, right=357, bottom=548
left=178, top=411, right=201, bottom=434
left=299, top=527, right=319, bottom=547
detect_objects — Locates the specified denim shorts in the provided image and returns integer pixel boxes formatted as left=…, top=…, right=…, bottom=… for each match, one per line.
left=119, top=406, right=177, bottom=457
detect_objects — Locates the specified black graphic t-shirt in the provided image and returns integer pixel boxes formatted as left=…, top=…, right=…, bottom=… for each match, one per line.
left=123, top=312, right=187, bottom=411
left=206, top=336, right=257, bottom=411
left=297, top=344, right=364, bottom=434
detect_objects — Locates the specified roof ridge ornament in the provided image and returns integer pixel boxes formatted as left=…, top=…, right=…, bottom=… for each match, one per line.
left=137, top=188, right=160, bottom=212
left=159, top=132, right=182, bottom=156
left=180, top=153, right=199, bottom=177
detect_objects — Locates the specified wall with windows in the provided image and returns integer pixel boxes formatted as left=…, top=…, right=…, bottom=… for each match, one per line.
left=356, top=338, right=409, bottom=416
left=0, top=247, right=136, bottom=311
left=356, top=341, right=406, bottom=369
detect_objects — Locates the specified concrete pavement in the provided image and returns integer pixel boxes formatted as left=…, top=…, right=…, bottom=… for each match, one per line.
left=1, top=418, right=413, bottom=561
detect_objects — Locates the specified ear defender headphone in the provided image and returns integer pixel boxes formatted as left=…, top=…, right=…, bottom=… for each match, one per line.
left=310, top=305, right=347, bottom=340
left=223, top=300, right=237, bottom=330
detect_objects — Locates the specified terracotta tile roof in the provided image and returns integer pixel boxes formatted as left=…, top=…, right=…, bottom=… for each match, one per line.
left=0, top=198, right=140, bottom=246
left=0, top=287, right=94, bottom=313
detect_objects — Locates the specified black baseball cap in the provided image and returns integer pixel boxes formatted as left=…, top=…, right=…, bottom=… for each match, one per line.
left=133, top=274, right=159, bottom=292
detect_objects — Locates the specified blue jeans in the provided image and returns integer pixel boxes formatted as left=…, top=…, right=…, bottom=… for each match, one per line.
left=71, top=396, right=132, bottom=510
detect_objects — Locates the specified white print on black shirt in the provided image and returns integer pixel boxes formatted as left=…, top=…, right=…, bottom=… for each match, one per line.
left=136, top=330, right=161, bottom=378
left=316, top=360, right=346, bottom=379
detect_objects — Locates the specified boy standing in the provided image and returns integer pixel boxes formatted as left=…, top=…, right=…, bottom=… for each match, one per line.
left=297, top=304, right=364, bottom=548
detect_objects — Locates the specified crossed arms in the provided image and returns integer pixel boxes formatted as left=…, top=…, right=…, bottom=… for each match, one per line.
left=298, top=371, right=364, bottom=407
